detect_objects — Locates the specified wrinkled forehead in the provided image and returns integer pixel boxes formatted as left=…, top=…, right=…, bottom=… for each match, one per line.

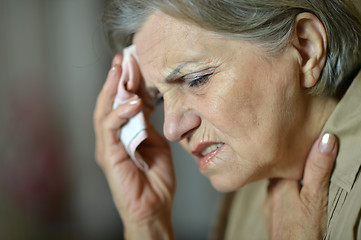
left=134, top=12, right=187, bottom=56
left=133, top=12, right=219, bottom=85
left=133, top=13, right=174, bottom=81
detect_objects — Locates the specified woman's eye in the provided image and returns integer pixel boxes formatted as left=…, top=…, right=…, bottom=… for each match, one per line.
left=184, top=69, right=214, bottom=88
left=187, top=74, right=212, bottom=88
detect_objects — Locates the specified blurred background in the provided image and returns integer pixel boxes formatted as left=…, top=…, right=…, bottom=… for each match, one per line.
left=0, top=0, right=221, bottom=239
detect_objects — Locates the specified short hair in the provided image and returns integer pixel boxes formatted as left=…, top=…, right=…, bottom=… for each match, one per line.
left=102, top=0, right=361, bottom=97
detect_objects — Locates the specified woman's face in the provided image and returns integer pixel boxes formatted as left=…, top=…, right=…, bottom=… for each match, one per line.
left=134, top=13, right=312, bottom=191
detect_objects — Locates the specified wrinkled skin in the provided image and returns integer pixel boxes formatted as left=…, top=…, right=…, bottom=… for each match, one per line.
left=94, top=12, right=338, bottom=239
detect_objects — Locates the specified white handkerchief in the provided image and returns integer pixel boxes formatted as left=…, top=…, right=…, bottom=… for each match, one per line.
left=112, top=45, right=148, bottom=171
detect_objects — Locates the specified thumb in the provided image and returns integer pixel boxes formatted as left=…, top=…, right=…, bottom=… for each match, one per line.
left=302, top=133, right=338, bottom=199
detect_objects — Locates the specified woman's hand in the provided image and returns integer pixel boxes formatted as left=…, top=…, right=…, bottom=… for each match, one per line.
left=263, top=133, right=337, bottom=240
left=93, top=55, right=176, bottom=239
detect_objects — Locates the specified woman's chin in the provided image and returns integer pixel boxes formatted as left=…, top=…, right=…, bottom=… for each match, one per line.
left=209, top=176, right=248, bottom=193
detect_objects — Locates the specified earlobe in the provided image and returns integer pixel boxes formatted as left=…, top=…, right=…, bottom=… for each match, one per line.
left=292, top=13, right=327, bottom=89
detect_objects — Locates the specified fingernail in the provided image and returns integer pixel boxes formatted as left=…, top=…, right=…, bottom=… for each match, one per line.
left=113, top=54, right=122, bottom=66
left=107, top=66, right=120, bottom=84
left=319, top=133, right=336, bottom=153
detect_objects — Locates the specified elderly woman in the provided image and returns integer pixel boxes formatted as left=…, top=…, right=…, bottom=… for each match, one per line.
left=94, top=0, right=361, bottom=239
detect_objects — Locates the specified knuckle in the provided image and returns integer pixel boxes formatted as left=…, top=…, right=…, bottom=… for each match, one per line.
left=102, top=115, right=116, bottom=131
left=94, top=117, right=106, bottom=135
left=301, top=186, right=328, bottom=211
left=93, top=102, right=106, bottom=123
left=310, top=155, right=333, bottom=172
left=93, top=110, right=102, bottom=124
left=307, top=164, right=332, bottom=189
left=300, top=189, right=314, bottom=207
left=116, top=104, right=136, bottom=118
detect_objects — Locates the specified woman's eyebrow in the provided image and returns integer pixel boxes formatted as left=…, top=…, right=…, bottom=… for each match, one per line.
left=165, top=61, right=193, bottom=83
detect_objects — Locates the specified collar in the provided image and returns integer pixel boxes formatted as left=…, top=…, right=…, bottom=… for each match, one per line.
left=322, top=70, right=361, bottom=192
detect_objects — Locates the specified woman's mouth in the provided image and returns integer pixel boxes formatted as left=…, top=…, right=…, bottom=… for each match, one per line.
left=201, top=143, right=224, bottom=156
left=192, top=142, right=225, bottom=170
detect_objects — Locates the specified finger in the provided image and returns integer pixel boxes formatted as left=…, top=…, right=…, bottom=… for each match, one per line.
left=102, top=97, right=142, bottom=146
left=301, top=133, right=337, bottom=199
left=112, top=53, right=123, bottom=66
left=94, top=55, right=123, bottom=122
left=103, top=54, right=123, bottom=99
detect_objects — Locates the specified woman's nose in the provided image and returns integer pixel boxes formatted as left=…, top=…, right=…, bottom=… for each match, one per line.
left=163, top=102, right=201, bottom=142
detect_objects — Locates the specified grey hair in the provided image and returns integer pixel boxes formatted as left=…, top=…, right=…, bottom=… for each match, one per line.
left=102, top=0, right=361, bottom=97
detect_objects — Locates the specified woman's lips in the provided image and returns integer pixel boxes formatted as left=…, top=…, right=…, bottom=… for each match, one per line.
left=192, top=142, right=225, bottom=170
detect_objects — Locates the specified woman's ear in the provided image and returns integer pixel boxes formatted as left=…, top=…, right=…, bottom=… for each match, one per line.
left=292, top=13, right=327, bottom=89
